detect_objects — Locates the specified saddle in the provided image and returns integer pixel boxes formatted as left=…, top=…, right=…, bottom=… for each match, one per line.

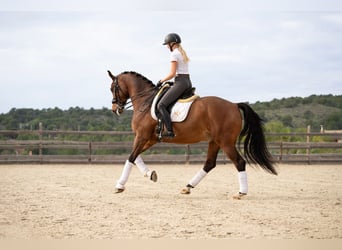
left=151, top=83, right=199, bottom=140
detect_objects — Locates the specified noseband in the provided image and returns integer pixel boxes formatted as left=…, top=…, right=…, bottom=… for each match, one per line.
left=111, top=77, right=127, bottom=115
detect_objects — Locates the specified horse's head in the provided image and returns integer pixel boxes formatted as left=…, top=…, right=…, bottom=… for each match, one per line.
left=108, top=70, right=128, bottom=116
left=108, top=70, right=157, bottom=116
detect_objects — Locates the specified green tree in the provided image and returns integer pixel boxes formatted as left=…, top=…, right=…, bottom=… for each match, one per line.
left=325, top=111, right=342, bottom=129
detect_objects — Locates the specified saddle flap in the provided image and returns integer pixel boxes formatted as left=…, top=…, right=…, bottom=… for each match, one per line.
left=151, top=85, right=199, bottom=122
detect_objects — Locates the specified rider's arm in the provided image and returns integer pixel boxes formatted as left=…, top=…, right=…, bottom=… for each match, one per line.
left=160, top=61, right=177, bottom=83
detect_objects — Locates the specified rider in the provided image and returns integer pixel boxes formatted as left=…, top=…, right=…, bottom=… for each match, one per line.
left=157, top=33, right=192, bottom=138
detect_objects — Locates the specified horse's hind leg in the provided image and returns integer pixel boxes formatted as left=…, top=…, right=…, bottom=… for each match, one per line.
left=181, top=141, right=220, bottom=194
left=222, top=144, right=248, bottom=199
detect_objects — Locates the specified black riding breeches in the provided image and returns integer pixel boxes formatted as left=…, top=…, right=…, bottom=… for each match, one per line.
left=157, top=75, right=192, bottom=109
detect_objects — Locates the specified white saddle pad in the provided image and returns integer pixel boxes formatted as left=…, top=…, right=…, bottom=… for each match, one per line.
left=151, top=85, right=198, bottom=122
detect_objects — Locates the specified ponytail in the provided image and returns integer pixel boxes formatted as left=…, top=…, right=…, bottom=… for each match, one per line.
left=177, top=44, right=190, bottom=63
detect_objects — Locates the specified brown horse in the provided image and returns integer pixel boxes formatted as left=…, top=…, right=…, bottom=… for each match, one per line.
left=108, top=70, right=277, bottom=199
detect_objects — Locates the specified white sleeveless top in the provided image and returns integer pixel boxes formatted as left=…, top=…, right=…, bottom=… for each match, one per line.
left=170, top=48, right=189, bottom=74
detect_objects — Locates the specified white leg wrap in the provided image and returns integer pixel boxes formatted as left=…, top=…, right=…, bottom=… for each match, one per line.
left=115, top=160, right=134, bottom=189
left=134, top=155, right=149, bottom=177
left=238, top=171, right=248, bottom=194
left=189, top=169, right=208, bottom=188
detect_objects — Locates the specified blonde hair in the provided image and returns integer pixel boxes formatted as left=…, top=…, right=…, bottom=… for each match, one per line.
left=177, top=44, right=190, bottom=63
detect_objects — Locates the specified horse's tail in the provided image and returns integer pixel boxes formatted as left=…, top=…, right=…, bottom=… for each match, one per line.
left=237, top=103, right=277, bottom=175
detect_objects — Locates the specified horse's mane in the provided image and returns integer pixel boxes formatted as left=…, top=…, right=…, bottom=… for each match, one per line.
left=120, top=71, right=157, bottom=110
left=120, top=71, right=155, bottom=87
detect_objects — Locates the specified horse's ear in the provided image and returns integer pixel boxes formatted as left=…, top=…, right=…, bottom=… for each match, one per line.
left=107, top=70, right=116, bottom=80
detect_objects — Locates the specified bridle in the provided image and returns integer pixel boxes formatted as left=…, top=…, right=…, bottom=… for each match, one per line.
left=111, top=77, right=128, bottom=115
left=111, top=75, right=158, bottom=115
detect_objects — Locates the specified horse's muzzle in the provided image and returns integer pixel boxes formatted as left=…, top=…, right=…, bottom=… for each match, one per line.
left=112, top=104, right=124, bottom=116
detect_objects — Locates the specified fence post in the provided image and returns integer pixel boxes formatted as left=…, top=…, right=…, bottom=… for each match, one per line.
left=88, top=141, right=92, bottom=163
left=280, top=142, right=283, bottom=162
left=306, top=125, right=311, bottom=164
left=185, top=145, right=190, bottom=164
left=39, top=122, right=43, bottom=163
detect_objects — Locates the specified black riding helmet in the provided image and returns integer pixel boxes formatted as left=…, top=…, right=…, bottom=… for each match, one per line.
left=163, top=33, right=181, bottom=45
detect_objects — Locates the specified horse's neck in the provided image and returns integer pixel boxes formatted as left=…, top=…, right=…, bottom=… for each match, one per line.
left=127, top=78, right=144, bottom=96
left=127, top=77, right=154, bottom=106
left=123, top=76, right=139, bottom=97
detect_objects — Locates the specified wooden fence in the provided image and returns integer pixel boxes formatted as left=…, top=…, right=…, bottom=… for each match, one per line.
left=0, top=129, right=341, bottom=164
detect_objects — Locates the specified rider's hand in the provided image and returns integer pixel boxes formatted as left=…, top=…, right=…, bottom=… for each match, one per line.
left=156, top=80, right=163, bottom=88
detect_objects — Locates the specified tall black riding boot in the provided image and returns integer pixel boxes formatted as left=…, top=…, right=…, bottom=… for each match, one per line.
left=158, top=104, right=175, bottom=138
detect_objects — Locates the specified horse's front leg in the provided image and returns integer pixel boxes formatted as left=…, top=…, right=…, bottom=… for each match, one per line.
left=115, top=158, right=134, bottom=193
left=115, top=136, right=157, bottom=193
left=134, top=155, right=158, bottom=182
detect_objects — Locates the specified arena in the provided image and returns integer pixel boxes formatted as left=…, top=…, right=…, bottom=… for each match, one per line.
left=0, top=164, right=341, bottom=239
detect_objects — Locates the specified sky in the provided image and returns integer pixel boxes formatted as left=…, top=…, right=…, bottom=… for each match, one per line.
left=0, top=0, right=341, bottom=114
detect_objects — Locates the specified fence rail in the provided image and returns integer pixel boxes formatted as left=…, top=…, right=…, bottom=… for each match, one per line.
left=0, top=129, right=341, bottom=164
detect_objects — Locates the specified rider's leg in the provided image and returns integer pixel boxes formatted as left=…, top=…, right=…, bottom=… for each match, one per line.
left=157, top=103, right=174, bottom=137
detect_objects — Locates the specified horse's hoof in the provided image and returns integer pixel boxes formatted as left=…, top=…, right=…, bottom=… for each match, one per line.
left=232, top=192, right=247, bottom=200
left=115, top=188, right=125, bottom=193
left=150, top=170, right=158, bottom=182
left=181, top=187, right=191, bottom=194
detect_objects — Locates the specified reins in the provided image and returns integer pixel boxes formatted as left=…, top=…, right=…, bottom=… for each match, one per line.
left=112, top=75, right=158, bottom=113
left=124, top=87, right=157, bottom=111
